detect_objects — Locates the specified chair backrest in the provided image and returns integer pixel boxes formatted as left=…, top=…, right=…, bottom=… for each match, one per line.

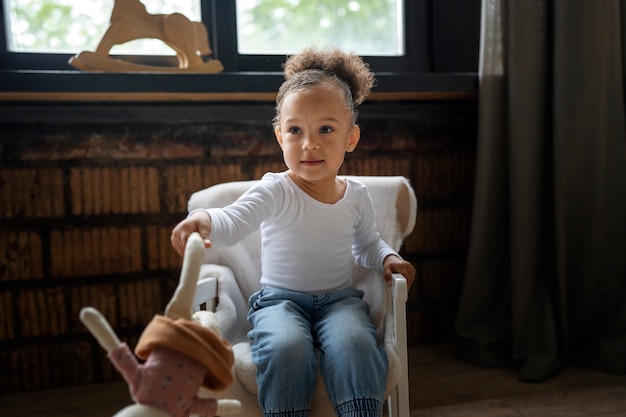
left=188, top=175, right=417, bottom=329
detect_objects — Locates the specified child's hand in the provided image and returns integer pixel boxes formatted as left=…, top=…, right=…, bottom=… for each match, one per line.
left=383, top=255, right=416, bottom=289
left=171, top=210, right=213, bottom=256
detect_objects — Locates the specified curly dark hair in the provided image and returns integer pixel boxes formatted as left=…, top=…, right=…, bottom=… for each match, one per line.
left=273, top=47, right=376, bottom=129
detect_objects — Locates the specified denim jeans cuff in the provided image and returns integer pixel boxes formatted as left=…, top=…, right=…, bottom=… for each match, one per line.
left=335, top=398, right=383, bottom=417
left=263, top=410, right=309, bottom=417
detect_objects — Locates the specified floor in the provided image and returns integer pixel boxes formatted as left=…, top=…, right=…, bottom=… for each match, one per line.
left=408, top=344, right=626, bottom=417
left=1, top=343, right=625, bottom=417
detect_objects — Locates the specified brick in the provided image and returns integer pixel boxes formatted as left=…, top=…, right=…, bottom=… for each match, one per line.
left=0, top=349, right=9, bottom=394
left=404, top=207, right=471, bottom=253
left=0, top=230, right=44, bottom=281
left=164, top=163, right=247, bottom=213
left=129, top=167, right=139, bottom=213
left=0, top=168, right=65, bottom=218
left=147, top=226, right=181, bottom=270
left=71, top=167, right=160, bottom=215
left=17, top=287, right=67, bottom=338
left=252, top=161, right=287, bottom=179
left=407, top=310, right=430, bottom=346
left=118, top=279, right=164, bottom=327
left=49, top=227, right=142, bottom=277
left=119, top=168, right=131, bottom=213
left=407, top=306, right=458, bottom=346
left=88, top=228, right=103, bottom=273
left=109, top=169, right=122, bottom=213
left=18, top=131, right=205, bottom=161
left=164, top=165, right=202, bottom=213
left=0, top=290, right=14, bottom=340
left=0, top=104, right=480, bottom=386
left=18, top=345, right=41, bottom=391
left=124, top=281, right=139, bottom=325
left=71, top=283, right=117, bottom=332
left=414, top=153, right=475, bottom=201
left=416, top=259, right=464, bottom=307
left=0, top=341, right=93, bottom=393
left=16, top=289, right=37, bottom=338
left=210, top=128, right=275, bottom=158
left=340, top=156, right=412, bottom=178
left=203, top=163, right=248, bottom=185
left=48, top=230, right=63, bottom=278
left=120, top=227, right=142, bottom=273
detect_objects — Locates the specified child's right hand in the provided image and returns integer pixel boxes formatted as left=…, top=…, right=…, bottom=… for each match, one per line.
left=170, top=210, right=213, bottom=256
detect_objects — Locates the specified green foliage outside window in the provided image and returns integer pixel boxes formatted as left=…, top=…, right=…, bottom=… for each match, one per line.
left=237, top=0, right=403, bottom=55
left=5, top=0, right=200, bottom=53
left=5, top=0, right=402, bottom=56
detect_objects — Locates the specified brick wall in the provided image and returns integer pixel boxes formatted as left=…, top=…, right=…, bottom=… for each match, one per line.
left=0, top=101, right=477, bottom=393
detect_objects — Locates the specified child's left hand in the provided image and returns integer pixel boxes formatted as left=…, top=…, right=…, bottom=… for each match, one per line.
left=383, top=255, right=416, bottom=289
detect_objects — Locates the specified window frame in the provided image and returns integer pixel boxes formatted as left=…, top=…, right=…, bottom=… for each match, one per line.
left=0, top=0, right=480, bottom=100
left=205, top=1, right=429, bottom=74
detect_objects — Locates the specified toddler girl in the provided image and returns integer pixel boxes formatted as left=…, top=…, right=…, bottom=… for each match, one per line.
left=171, top=47, right=415, bottom=417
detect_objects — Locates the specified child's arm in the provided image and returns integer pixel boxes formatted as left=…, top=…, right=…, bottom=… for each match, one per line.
left=171, top=210, right=213, bottom=256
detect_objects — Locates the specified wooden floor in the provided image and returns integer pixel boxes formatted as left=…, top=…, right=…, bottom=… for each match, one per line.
left=1, top=343, right=625, bottom=417
left=408, top=344, right=626, bottom=417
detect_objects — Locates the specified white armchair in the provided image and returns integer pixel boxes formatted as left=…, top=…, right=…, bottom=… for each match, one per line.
left=189, top=176, right=416, bottom=417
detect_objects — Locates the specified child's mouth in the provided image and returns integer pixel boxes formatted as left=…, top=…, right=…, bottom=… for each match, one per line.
left=301, top=160, right=323, bottom=166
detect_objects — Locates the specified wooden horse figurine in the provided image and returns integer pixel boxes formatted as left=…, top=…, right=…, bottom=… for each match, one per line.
left=69, top=0, right=223, bottom=73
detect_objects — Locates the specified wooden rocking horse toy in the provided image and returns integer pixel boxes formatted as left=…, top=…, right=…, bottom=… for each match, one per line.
left=69, top=0, right=223, bottom=73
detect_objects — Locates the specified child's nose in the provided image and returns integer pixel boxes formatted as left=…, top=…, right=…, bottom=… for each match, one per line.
left=302, top=135, right=320, bottom=150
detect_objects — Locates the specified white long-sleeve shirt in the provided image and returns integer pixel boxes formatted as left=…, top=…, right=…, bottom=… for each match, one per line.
left=204, top=172, right=397, bottom=293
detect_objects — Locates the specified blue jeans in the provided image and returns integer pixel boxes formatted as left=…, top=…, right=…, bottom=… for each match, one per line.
left=247, top=286, right=387, bottom=417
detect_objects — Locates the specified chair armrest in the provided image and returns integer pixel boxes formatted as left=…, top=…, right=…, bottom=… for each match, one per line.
left=389, top=272, right=410, bottom=414
left=390, top=273, right=408, bottom=303
left=390, top=274, right=408, bottom=350
left=193, top=276, right=218, bottom=312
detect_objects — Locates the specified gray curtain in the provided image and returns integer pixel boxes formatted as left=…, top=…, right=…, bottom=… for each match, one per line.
left=456, top=0, right=626, bottom=382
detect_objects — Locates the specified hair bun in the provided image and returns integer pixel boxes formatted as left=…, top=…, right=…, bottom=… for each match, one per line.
left=283, top=47, right=375, bottom=105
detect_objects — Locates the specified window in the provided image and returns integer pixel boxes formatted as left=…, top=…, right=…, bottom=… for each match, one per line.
left=235, top=0, right=404, bottom=57
left=2, top=0, right=203, bottom=68
left=0, top=0, right=480, bottom=98
left=1, top=0, right=426, bottom=73
left=4, top=0, right=201, bottom=54
left=210, top=1, right=423, bottom=73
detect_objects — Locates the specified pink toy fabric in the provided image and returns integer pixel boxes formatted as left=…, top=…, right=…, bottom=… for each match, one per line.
left=110, top=343, right=218, bottom=417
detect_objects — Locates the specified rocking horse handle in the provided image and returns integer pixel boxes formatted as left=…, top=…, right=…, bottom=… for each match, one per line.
left=164, top=232, right=206, bottom=320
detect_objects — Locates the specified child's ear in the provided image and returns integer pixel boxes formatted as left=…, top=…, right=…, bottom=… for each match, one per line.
left=274, top=128, right=284, bottom=148
left=346, top=125, right=360, bottom=152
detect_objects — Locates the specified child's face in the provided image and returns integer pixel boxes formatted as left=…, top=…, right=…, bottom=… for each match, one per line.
left=274, top=84, right=360, bottom=185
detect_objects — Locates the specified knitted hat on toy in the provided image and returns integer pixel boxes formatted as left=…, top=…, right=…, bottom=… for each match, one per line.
left=135, top=314, right=235, bottom=391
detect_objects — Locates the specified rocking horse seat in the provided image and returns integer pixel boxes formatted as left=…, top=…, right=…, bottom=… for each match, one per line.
left=69, top=51, right=224, bottom=73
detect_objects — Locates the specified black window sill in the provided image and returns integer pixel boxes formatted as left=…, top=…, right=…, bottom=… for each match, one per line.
left=0, top=70, right=477, bottom=103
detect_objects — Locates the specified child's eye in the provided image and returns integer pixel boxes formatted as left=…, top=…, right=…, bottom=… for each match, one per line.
left=320, top=126, right=334, bottom=134
left=288, top=126, right=302, bottom=134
